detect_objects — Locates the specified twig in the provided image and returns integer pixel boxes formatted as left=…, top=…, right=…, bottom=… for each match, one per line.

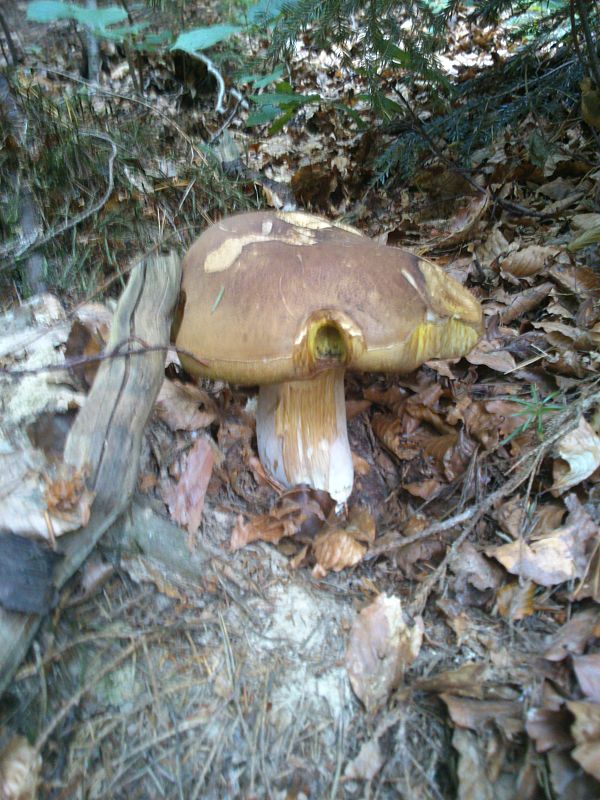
left=0, top=338, right=208, bottom=379
left=0, top=131, right=117, bottom=266
left=365, top=508, right=475, bottom=560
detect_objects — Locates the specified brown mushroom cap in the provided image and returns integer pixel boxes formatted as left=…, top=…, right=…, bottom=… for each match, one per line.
left=174, top=211, right=483, bottom=384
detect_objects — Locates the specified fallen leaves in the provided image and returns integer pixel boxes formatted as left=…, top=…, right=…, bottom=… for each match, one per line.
left=488, top=495, right=598, bottom=586
left=163, top=437, right=215, bottom=538
left=551, top=416, right=600, bottom=495
left=345, top=594, right=423, bottom=713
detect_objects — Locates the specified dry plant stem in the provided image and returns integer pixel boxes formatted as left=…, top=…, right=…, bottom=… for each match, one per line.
left=408, top=384, right=600, bottom=615
left=0, top=131, right=117, bottom=265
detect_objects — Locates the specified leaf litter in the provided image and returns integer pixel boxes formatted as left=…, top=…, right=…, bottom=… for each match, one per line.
left=2, top=4, right=600, bottom=799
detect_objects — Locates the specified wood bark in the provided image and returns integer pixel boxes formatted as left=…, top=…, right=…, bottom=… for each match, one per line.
left=0, top=249, right=181, bottom=699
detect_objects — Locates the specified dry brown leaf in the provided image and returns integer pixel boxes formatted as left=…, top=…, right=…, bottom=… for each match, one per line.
left=44, top=466, right=94, bottom=530
left=415, top=662, right=488, bottom=698
left=567, top=700, right=600, bottom=781
left=425, top=190, right=490, bottom=246
left=452, top=727, right=520, bottom=800
left=163, top=437, right=214, bottom=537
left=525, top=707, right=575, bottom=752
left=544, top=607, right=600, bottom=661
left=500, top=244, right=558, bottom=279
left=0, top=736, right=41, bottom=800
left=495, top=580, right=536, bottom=621
left=155, top=380, right=217, bottom=432
left=465, top=337, right=517, bottom=373
left=488, top=495, right=598, bottom=586
left=230, top=486, right=333, bottom=551
left=442, top=695, right=524, bottom=737
left=449, top=541, right=504, bottom=592
left=573, top=655, right=600, bottom=703
left=312, top=530, right=366, bottom=578
left=548, top=263, right=600, bottom=300
left=551, top=417, right=600, bottom=495
left=346, top=595, right=423, bottom=714
left=500, top=282, right=554, bottom=325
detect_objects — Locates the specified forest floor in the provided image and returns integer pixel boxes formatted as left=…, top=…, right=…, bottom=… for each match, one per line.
left=1, top=1, right=600, bottom=798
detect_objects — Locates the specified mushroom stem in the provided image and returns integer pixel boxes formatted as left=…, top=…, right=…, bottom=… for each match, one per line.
left=256, top=366, right=353, bottom=503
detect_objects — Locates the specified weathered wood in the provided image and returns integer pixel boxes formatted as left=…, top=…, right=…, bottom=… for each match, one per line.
left=0, top=250, right=181, bottom=699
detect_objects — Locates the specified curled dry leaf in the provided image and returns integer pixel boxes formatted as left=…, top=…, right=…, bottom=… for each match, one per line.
left=567, top=700, right=600, bottom=781
left=442, top=694, right=524, bottom=737
left=495, top=580, right=536, bottom=621
left=163, top=437, right=214, bottom=537
left=551, top=417, right=600, bottom=495
left=543, top=607, right=600, bottom=661
left=44, top=465, right=94, bottom=530
left=414, top=662, right=488, bottom=698
left=230, top=486, right=333, bottom=551
left=425, top=190, right=490, bottom=246
left=312, top=530, right=366, bottom=578
left=465, top=337, right=517, bottom=374
left=312, top=506, right=375, bottom=577
left=154, top=379, right=217, bottom=432
left=449, top=541, right=504, bottom=592
left=573, top=655, right=600, bottom=703
left=346, top=594, right=423, bottom=714
left=0, top=735, right=41, bottom=800
left=500, top=244, right=558, bottom=279
left=526, top=707, right=575, bottom=753
left=488, top=495, right=598, bottom=586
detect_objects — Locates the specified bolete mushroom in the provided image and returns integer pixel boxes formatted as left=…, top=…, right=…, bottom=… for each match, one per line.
left=172, top=211, right=483, bottom=503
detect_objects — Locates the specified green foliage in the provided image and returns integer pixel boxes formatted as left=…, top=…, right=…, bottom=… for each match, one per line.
left=171, top=24, right=243, bottom=54
left=27, top=1, right=132, bottom=38
left=501, top=387, right=566, bottom=445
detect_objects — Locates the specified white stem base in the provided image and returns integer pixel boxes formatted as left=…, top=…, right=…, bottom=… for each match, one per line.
left=256, top=368, right=353, bottom=503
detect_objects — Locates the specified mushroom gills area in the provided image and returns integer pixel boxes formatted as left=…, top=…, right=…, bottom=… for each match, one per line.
left=256, top=367, right=353, bottom=503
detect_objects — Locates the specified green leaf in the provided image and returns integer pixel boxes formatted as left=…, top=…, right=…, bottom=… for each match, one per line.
left=246, top=105, right=282, bottom=126
left=171, top=24, right=242, bottom=54
left=267, top=107, right=295, bottom=134
left=249, top=91, right=320, bottom=106
left=252, top=66, right=285, bottom=89
left=28, top=1, right=127, bottom=30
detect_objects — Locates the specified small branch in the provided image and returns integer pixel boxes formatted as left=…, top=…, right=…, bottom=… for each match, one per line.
left=0, top=338, right=208, bottom=379
left=0, top=131, right=117, bottom=267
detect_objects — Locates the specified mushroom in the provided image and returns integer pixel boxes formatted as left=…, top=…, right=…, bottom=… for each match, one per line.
left=172, top=211, right=483, bottom=503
